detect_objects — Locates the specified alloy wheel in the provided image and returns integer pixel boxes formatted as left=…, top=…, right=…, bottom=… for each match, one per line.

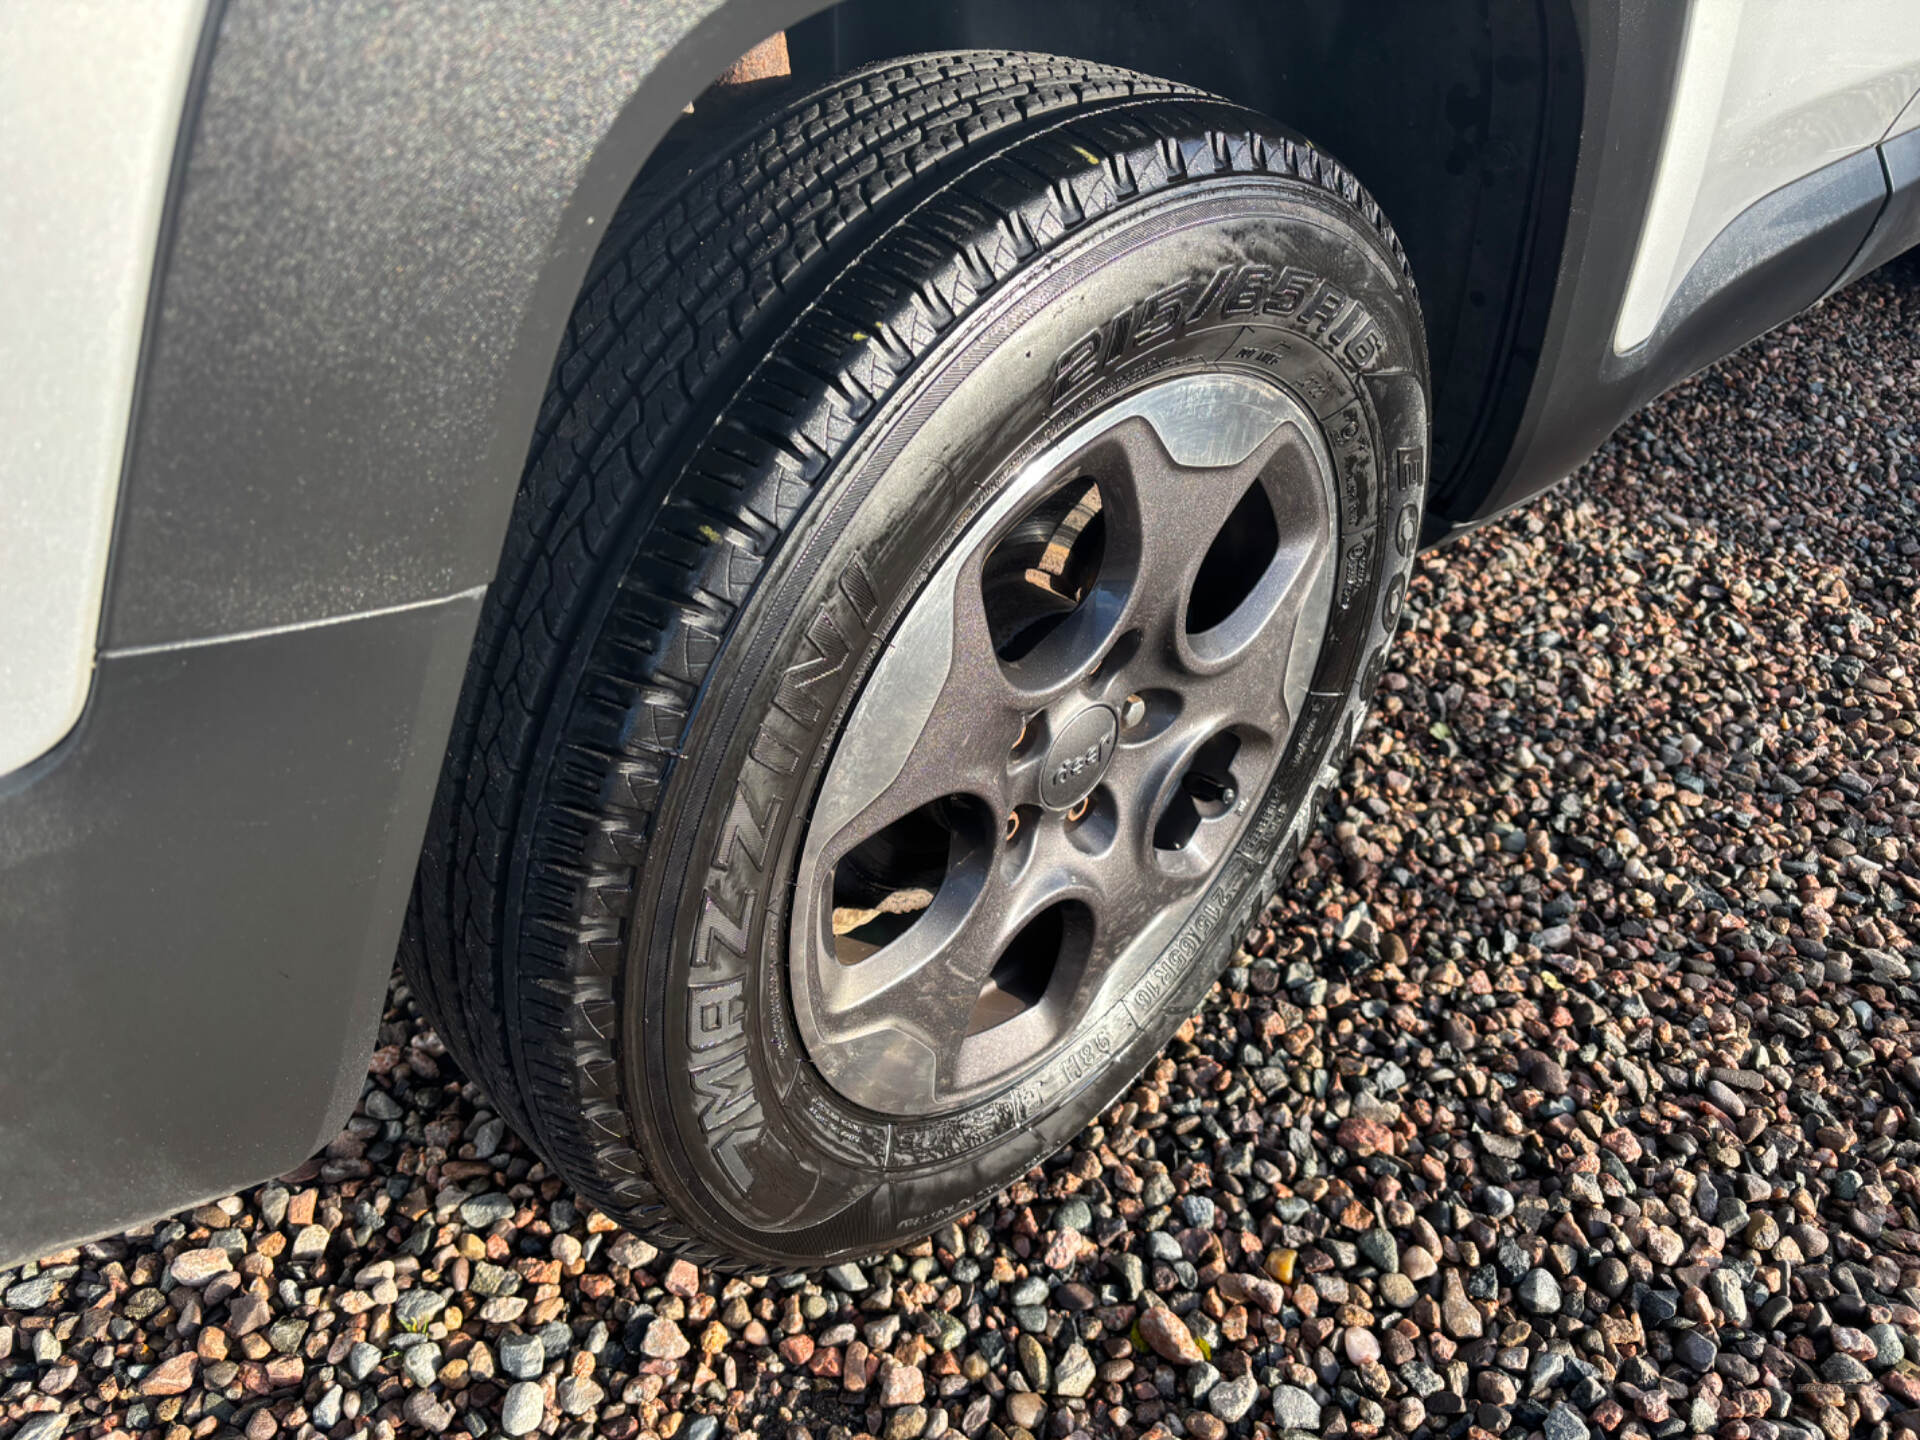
left=790, top=371, right=1340, bottom=1115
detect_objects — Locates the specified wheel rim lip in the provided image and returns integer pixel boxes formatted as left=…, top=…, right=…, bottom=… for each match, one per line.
left=788, top=368, right=1340, bottom=1119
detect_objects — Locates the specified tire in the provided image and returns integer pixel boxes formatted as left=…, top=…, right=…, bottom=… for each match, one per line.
left=403, top=50, right=1428, bottom=1269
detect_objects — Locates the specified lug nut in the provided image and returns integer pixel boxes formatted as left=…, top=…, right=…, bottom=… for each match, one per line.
left=1121, top=694, right=1147, bottom=730
left=1065, top=796, right=1090, bottom=823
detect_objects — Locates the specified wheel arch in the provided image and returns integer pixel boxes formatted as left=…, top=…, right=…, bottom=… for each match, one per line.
left=104, top=0, right=1586, bottom=651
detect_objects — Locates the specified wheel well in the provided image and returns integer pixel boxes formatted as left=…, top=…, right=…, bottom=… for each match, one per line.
left=764, top=0, right=1585, bottom=522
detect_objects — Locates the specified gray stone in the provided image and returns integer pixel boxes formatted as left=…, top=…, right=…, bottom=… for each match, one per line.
left=1357, top=1229, right=1399, bottom=1274
left=469, top=1262, right=518, bottom=1298
left=1273, top=1384, right=1320, bottom=1430
left=257, top=1185, right=290, bottom=1228
left=1705, top=1269, right=1748, bottom=1327
left=3, top=1276, right=60, bottom=1310
left=497, top=1332, right=546, bottom=1381
left=1674, top=1330, right=1718, bottom=1373
left=401, top=1342, right=442, bottom=1388
left=1402, top=1361, right=1444, bottom=1398
left=824, top=1262, right=868, bottom=1292
left=1528, top=1350, right=1567, bottom=1396
left=459, top=1194, right=516, bottom=1229
left=1010, top=1277, right=1049, bottom=1307
left=1518, top=1269, right=1563, bottom=1316
left=345, top=1341, right=382, bottom=1382
left=311, top=1385, right=344, bottom=1429
left=1209, top=1372, right=1259, bottom=1423
left=1052, top=1199, right=1092, bottom=1233
left=1543, top=1402, right=1590, bottom=1440
left=471, top=1117, right=507, bottom=1159
left=12, top=1416, right=69, bottom=1440
left=363, top=1088, right=403, bottom=1120
left=1144, top=1230, right=1183, bottom=1262
left=395, top=1290, right=448, bottom=1330
left=499, top=1381, right=544, bottom=1437
left=1053, top=1342, right=1096, bottom=1398
left=1820, top=1352, right=1873, bottom=1385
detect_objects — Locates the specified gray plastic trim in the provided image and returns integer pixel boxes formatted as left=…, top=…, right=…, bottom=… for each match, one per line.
left=0, top=589, right=482, bottom=1270
left=1826, top=125, right=1920, bottom=294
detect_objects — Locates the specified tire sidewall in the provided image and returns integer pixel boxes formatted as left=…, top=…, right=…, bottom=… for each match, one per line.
left=628, top=177, right=1428, bottom=1264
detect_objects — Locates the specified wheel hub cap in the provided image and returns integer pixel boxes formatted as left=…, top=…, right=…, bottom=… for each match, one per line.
left=790, top=371, right=1339, bottom=1116
left=1040, top=706, right=1118, bottom=810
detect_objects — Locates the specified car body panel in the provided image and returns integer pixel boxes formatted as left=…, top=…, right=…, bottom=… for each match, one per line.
left=1615, top=0, right=1920, bottom=353
left=0, top=0, right=208, bottom=776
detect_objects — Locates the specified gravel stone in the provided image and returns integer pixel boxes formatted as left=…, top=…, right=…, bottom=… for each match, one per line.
left=1053, top=1342, right=1096, bottom=1397
left=310, top=1385, right=343, bottom=1429
left=1675, top=1331, right=1719, bottom=1373
left=402, top=1391, right=454, bottom=1433
left=165, top=1248, right=232, bottom=1287
left=640, top=1317, right=690, bottom=1360
left=1208, top=1372, right=1259, bottom=1423
left=1272, top=1384, right=1320, bottom=1430
left=1138, top=1305, right=1205, bottom=1364
left=1005, top=1392, right=1046, bottom=1431
left=344, top=1340, right=381, bottom=1382
left=556, top=1376, right=604, bottom=1415
left=1517, top=1268, right=1563, bottom=1315
left=400, top=1341, right=441, bottom=1388
left=497, top=1331, right=546, bottom=1379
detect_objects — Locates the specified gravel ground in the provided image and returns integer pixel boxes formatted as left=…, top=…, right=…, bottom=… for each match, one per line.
left=7, top=255, right=1920, bottom=1440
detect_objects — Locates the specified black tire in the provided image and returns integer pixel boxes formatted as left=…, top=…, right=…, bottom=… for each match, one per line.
left=403, top=51, right=1428, bottom=1268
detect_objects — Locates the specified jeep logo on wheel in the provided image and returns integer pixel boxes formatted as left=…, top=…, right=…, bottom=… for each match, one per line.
left=1039, top=705, right=1120, bottom=810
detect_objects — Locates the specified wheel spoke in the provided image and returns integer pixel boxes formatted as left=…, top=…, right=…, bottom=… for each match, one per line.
left=1177, top=513, right=1334, bottom=739
left=1096, top=374, right=1331, bottom=624
left=805, top=557, right=1026, bottom=873
left=811, top=838, right=1085, bottom=1108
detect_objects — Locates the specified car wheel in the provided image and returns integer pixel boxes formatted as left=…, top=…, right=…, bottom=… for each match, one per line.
left=403, top=50, right=1428, bottom=1268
